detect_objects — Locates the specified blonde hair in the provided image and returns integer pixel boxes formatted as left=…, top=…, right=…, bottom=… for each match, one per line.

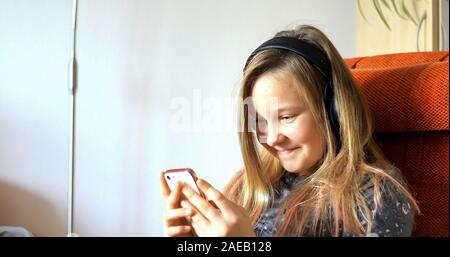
left=224, top=25, right=420, bottom=236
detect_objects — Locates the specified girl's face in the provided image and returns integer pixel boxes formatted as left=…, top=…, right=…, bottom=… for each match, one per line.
left=250, top=70, right=325, bottom=175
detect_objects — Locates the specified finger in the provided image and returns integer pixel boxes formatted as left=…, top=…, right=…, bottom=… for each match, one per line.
left=191, top=216, right=209, bottom=236
left=191, top=212, right=210, bottom=229
left=181, top=200, right=211, bottom=226
left=160, top=171, right=171, bottom=198
left=164, top=208, right=193, bottom=223
left=167, top=181, right=183, bottom=209
left=182, top=184, right=221, bottom=222
left=165, top=225, right=192, bottom=237
left=197, top=179, right=235, bottom=216
left=181, top=200, right=211, bottom=235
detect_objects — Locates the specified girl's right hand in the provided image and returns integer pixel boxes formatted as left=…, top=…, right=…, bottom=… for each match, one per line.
left=160, top=172, right=195, bottom=237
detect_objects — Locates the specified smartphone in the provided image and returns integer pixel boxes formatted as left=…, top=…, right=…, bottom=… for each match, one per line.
left=163, top=168, right=202, bottom=195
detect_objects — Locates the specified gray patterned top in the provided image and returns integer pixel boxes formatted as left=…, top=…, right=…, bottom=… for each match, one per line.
left=254, top=171, right=414, bottom=237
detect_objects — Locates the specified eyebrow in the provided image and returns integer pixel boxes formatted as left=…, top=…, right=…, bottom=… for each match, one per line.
left=249, top=105, right=303, bottom=119
left=274, top=105, right=304, bottom=113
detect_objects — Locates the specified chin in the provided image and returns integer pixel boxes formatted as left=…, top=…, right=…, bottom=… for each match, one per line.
left=280, top=157, right=316, bottom=175
left=280, top=162, right=304, bottom=173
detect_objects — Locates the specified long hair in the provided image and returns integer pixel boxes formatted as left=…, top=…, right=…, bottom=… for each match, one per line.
left=224, top=25, right=420, bottom=236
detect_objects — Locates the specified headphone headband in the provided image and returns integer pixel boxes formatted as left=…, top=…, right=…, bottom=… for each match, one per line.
left=243, top=36, right=331, bottom=78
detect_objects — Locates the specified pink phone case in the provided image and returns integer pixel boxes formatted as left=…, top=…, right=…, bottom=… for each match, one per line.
left=163, top=168, right=201, bottom=194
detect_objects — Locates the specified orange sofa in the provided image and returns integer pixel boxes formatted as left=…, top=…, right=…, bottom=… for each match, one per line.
left=345, top=51, right=449, bottom=237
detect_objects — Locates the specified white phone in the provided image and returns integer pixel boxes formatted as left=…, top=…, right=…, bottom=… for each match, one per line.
left=163, top=168, right=202, bottom=195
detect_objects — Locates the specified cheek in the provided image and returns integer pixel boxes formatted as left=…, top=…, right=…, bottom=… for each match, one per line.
left=286, top=116, right=323, bottom=147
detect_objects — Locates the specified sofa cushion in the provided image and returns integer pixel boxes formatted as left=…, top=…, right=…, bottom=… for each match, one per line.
left=346, top=51, right=449, bottom=69
left=352, top=61, right=448, bottom=133
left=346, top=51, right=449, bottom=237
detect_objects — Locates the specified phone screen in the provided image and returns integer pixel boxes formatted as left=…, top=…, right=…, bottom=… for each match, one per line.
left=163, top=168, right=201, bottom=194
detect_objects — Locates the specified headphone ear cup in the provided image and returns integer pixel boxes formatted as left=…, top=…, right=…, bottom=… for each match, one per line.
left=324, top=80, right=341, bottom=152
left=324, top=82, right=339, bottom=131
left=329, top=97, right=339, bottom=128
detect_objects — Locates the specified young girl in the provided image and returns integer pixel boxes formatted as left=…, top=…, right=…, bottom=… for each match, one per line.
left=160, top=25, right=419, bottom=237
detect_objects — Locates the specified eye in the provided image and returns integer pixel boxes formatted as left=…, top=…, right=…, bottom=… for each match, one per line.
left=280, top=115, right=295, bottom=123
left=256, top=115, right=267, bottom=124
left=249, top=114, right=266, bottom=123
left=249, top=115, right=267, bottom=131
left=256, top=116, right=268, bottom=131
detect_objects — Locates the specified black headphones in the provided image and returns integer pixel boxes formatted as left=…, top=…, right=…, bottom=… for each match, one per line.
left=244, top=36, right=341, bottom=152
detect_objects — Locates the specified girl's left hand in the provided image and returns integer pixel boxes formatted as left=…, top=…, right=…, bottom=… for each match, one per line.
left=180, top=178, right=256, bottom=237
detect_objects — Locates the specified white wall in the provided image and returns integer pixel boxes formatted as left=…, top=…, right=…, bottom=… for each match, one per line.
left=0, top=0, right=355, bottom=236
left=0, top=0, right=71, bottom=236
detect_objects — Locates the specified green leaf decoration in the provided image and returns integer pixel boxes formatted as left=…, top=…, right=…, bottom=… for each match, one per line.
left=373, top=0, right=391, bottom=30
left=402, top=0, right=418, bottom=25
left=380, top=0, right=392, bottom=11
left=391, top=0, right=407, bottom=20
left=358, top=0, right=420, bottom=30
left=357, top=0, right=370, bottom=23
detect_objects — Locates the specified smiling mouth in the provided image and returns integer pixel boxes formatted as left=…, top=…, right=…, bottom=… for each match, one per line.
left=277, top=147, right=300, bottom=156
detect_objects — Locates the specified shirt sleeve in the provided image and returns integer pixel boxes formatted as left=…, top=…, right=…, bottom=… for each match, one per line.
left=350, top=179, right=415, bottom=237
left=341, top=176, right=414, bottom=237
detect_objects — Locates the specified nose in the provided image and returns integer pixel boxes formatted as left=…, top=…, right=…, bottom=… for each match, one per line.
left=264, top=123, right=283, bottom=147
